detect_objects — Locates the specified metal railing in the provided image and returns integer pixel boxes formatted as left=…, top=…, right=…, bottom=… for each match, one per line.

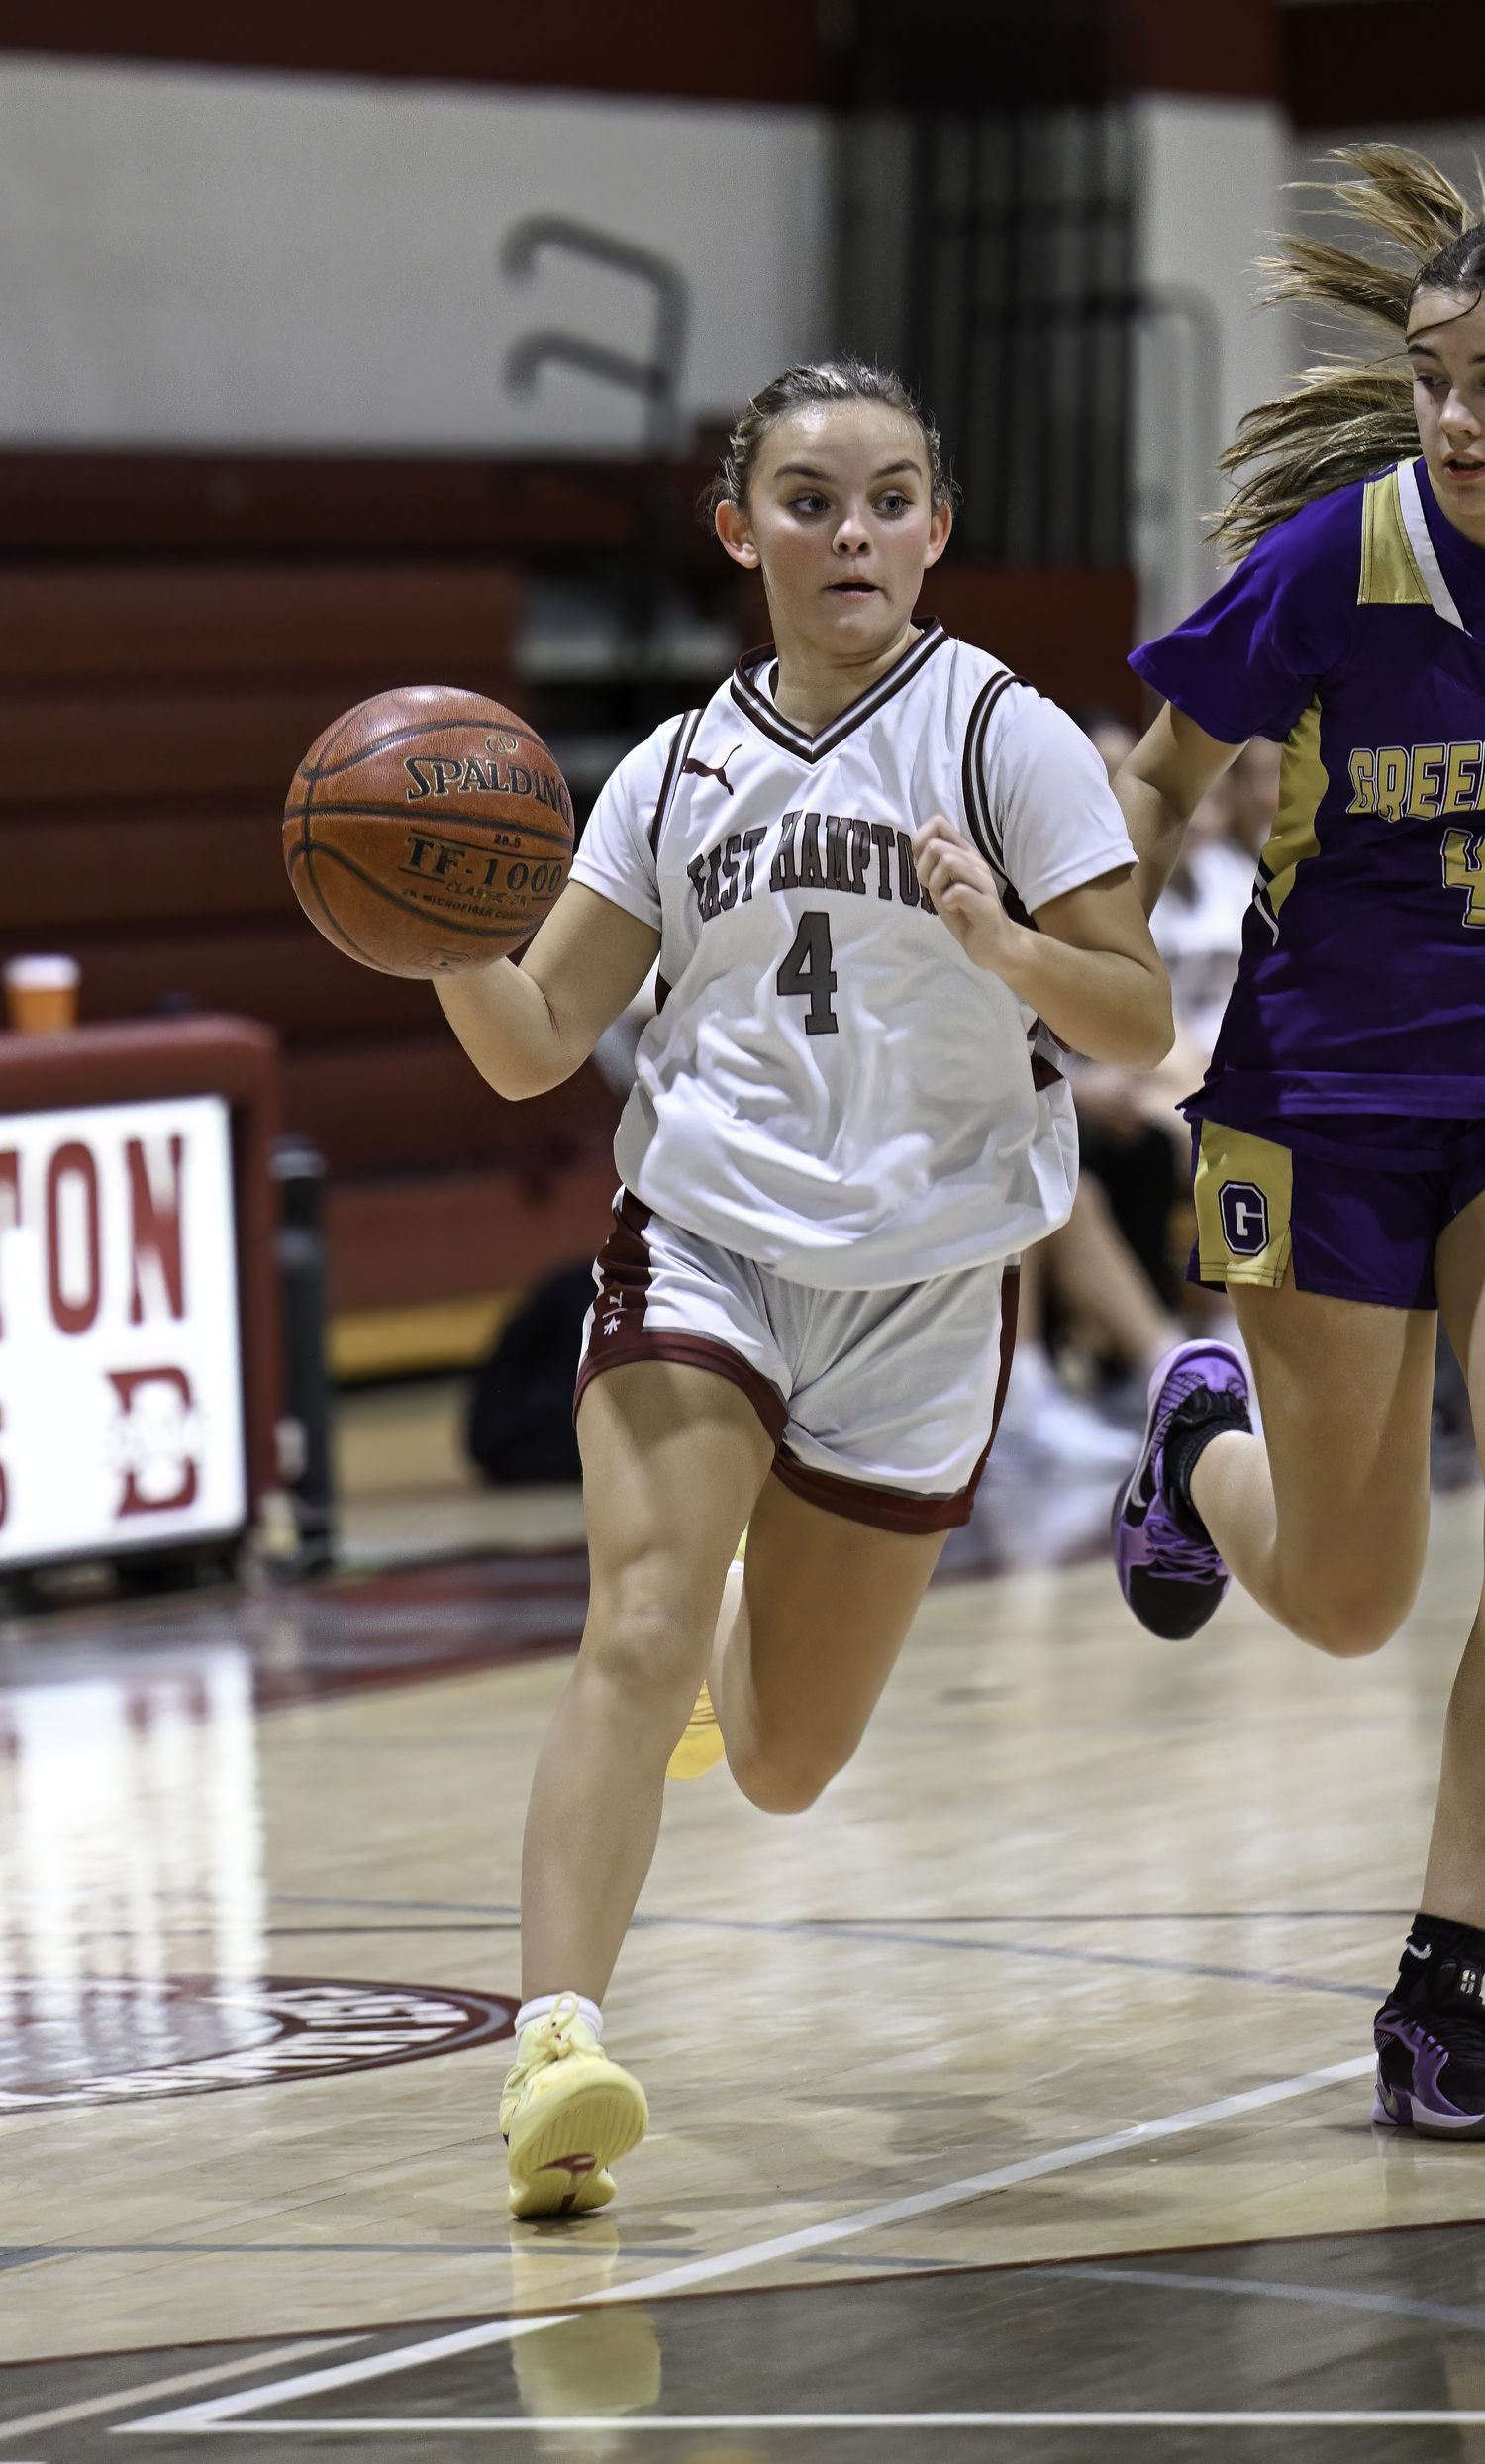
left=502, top=216, right=691, bottom=455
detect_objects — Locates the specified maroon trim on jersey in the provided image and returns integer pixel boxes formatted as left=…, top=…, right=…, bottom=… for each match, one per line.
left=960, top=666, right=1024, bottom=883
left=769, top=1268, right=1020, bottom=1533
left=960, top=667, right=1040, bottom=929
left=996, top=1265, right=1021, bottom=1426
left=572, top=1193, right=788, bottom=1441
left=729, top=620, right=948, bottom=765
left=648, top=709, right=703, bottom=856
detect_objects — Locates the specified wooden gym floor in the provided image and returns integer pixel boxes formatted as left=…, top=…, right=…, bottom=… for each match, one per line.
left=5, top=1469, right=1485, bottom=2457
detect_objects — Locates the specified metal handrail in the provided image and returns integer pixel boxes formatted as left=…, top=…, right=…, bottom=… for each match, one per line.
left=501, top=215, right=691, bottom=453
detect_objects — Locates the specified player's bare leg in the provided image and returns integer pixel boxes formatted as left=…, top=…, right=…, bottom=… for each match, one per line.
left=521, top=1360, right=773, bottom=2003
left=1416, top=1189, right=1485, bottom=1927
left=1187, top=1278, right=1436, bottom=1655
left=1109, top=1226, right=1485, bottom=2136
left=501, top=1361, right=770, bottom=2216
left=1364, top=1189, right=1485, bottom=2138
left=708, top=1476, right=944, bottom=1813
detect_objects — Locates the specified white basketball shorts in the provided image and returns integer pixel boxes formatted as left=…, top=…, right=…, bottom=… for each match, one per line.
left=573, top=1191, right=1019, bottom=1533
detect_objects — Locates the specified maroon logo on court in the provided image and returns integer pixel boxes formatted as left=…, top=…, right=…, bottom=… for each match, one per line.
left=0, top=1979, right=518, bottom=2111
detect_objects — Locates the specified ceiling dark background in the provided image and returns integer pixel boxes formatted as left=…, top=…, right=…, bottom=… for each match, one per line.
left=0, top=1, right=1475, bottom=126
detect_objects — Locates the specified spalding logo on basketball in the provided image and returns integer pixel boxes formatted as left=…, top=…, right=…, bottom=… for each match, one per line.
left=283, top=685, right=573, bottom=979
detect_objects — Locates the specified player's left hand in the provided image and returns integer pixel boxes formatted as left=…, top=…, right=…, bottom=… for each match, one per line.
left=912, top=818, right=1025, bottom=977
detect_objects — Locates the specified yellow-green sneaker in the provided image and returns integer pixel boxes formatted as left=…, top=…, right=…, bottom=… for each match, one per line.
left=666, top=1536, right=745, bottom=1783
left=666, top=1678, right=726, bottom=1780
left=500, top=1996, right=648, bottom=2218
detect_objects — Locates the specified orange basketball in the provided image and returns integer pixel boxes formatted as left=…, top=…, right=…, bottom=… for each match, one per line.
left=283, top=686, right=573, bottom=978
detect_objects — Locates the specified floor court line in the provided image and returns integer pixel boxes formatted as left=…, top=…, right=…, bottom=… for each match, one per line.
left=1053, top=2262, right=1485, bottom=2331
left=578, top=2054, right=1379, bottom=2309
left=106, top=2412, right=1485, bottom=2432
left=269, top=1894, right=1410, bottom=1922
left=0, top=2339, right=366, bottom=2445
left=271, top=1895, right=523, bottom=1915
left=251, top=1898, right=1403, bottom=2000
left=267, top=1924, right=522, bottom=1936
left=115, top=2320, right=581, bottom=2436
left=817, top=1911, right=1417, bottom=1925
left=254, top=1904, right=1392, bottom=2000
left=630, top=1911, right=1384, bottom=2001
left=122, top=2051, right=1376, bottom=2433
left=0, top=2242, right=690, bottom=2263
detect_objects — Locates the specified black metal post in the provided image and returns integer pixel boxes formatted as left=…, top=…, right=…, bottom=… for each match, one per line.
left=268, top=1137, right=335, bottom=1575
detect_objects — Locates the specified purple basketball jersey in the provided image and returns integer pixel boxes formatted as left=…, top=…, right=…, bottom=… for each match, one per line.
left=1132, top=459, right=1485, bottom=1149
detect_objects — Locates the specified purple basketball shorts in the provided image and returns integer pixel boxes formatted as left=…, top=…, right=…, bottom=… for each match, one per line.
left=1189, top=1114, right=1485, bottom=1311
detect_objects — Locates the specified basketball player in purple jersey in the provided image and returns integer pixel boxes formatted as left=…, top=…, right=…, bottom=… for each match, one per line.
left=439, top=360, right=1172, bottom=2213
left=1110, top=148, right=1485, bottom=2136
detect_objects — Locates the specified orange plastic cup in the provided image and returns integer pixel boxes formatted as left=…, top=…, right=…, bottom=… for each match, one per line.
left=4, top=954, right=79, bottom=1034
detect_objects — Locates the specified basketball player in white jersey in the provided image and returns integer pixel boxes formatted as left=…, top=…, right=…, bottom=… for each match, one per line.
left=438, top=360, right=1172, bottom=2215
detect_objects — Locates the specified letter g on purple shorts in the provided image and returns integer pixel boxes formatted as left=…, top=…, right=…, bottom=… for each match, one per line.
left=1191, top=1114, right=1485, bottom=1310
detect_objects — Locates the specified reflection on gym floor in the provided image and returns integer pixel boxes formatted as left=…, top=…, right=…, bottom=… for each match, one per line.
left=0, top=1647, right=265, bottom=2102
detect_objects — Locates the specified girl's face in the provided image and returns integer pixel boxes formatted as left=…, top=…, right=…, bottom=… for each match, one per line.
left=1407, top=288, right=1485, bottom=544
left=715, top=401, right=950, bottom=657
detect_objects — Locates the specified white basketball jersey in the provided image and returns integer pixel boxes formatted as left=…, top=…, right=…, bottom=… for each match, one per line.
left=570, top=622, right=1136, bottom=1288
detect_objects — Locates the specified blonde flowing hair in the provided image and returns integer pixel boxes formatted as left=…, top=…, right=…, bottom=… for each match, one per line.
left=1211, top=145, right=1485, bottom=562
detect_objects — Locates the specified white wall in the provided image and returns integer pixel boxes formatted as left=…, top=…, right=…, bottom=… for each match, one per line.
left=1285, top=121, right=1485, bottom=363
left=1290, top=122, right=1485, bottom=218
left=1131, top=96, right=1296, bottom=639
left=0, top=54, right=831, bottom=452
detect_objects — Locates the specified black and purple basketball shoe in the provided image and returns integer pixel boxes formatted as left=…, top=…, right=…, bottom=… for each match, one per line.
left=1375, top=1921, right=1485, bottom=2138
left=1112, top=1340, right=1252, bottom=1640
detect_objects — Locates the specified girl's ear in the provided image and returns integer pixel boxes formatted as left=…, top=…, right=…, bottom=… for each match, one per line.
left=922, top=497, right=953, bottom=572
left=715, top=499, right=760, bottom=569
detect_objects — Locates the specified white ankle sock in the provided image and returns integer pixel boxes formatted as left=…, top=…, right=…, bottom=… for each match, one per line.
left=515, top=1993, right=602, bottom=2040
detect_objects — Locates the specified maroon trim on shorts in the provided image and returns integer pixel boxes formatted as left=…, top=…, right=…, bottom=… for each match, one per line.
left=578, top=1327, right=789, bottom=1441
left=769, top=1267, right=1022, bottom=1535
left=574, top=1205, right=1022, bottom=1535
left=572, top=1191, right=788, bottom=1443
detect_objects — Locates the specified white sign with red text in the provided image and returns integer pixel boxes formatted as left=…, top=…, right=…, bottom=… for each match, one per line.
left=0, top=1095, right=246, bottom=1566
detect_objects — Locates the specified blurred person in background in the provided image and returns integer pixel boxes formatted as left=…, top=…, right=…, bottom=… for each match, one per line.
left=1153, top=740, right=1279, bottom=1070
left=995, top=708, right=1188, bottom=1466
left=1001, top=1169, right=1184, bottom=1467
left=1072, top=730, right=1284, bottom=1366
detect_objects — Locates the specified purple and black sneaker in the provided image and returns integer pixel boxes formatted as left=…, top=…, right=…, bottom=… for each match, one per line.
left=1375, top=1921, right=1485, bottom=2138
left=1112, top=1339, right=1252, bottom=1640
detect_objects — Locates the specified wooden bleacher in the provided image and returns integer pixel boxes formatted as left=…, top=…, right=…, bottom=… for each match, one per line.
left=0, top=532, right=623, bottom=1345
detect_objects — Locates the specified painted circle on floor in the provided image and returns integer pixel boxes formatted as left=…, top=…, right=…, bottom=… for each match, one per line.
left=0, top=1977, right=518, bottom=2110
